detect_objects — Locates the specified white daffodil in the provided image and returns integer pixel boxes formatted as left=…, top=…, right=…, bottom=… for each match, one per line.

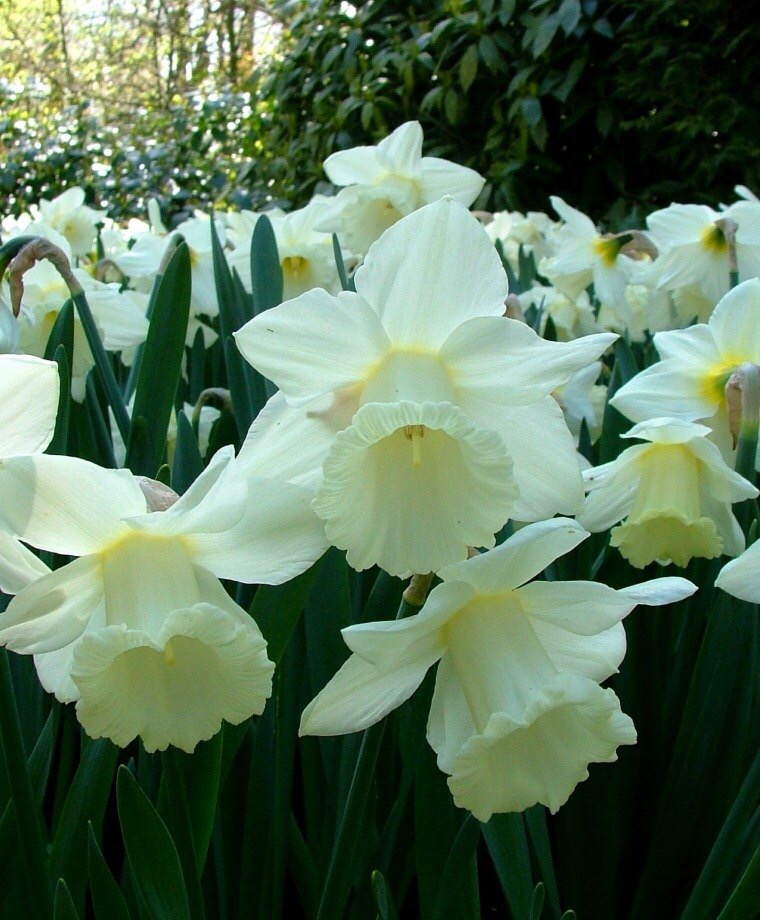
left=35, top=187, right=105, bottom=258
left=300, top=518, right=695, bottom=819
left=517, top=284, right=600, bottom=341
left=484, top=210, right=556, bottom=270
left=596, top=282, right=676, bottom=343
left=115, top=215, right=223, bottom=317
left=644, top=202, right=760, bottom=304
left=235, top=198, right=615, bottom=576
left=315, top=121, right=485, bottom=256
left=542, top=197, right=637, bottom=319
left=579, top=418, right=757, bottom=568
left=0, top=353, right=59, bottom=593
left=228, top=197, right=344, bottom=301
left=611, top=279, right=760, bottom=466
left=715, top=537, right=760, bottom=601
left=0, top=446, right=327, bottom=751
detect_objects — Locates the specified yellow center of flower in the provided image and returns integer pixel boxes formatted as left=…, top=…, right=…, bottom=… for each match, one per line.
left=403, top=424, right=425, bottom=466
left=282, top=255, right=308, bottom=278
left=360, top=349, right=456, bottom=406
left=700, top=358, right=742, bottom=403
left=700, top=223, right=728, bottom=254
left=100, top=529, right=199, bottom=630
left=593, top=235, right=624, bottom=267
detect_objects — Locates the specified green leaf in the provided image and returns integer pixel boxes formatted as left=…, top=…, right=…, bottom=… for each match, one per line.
left=415, top=737, right=479, bottom=919
left=253, top=560, right=323, bottom=666
left=683, top=749, right=760, bottom=919
left=533, top=14, right=559, bottom=57
left=0, top=650, right=52, bottom=919
left=332, top=233, right=351, bottom=292
left=211, top=216, right=258, bottom=437
left=163, top=735, right=223, bottom=875
left=171, top=410, right=204, bottom=495
left=0, top=708, right=58, bottom=874
left=459, top=44, right=479, bottom=93
left=125, top=241, right=191, bottom=476
left=431, top=815, right=482, bottom=920
left=72, top=289, right=130, bottom=445
left=557, top=0, right=582, bottom=35
left=87, top=825, right=131, bottom=920
left=250, top=215, right=283, bottom=316
left=53, top=879, right=79, bottom=920
left=116, top=765, right=191, bottom=920
left=530, top=881, right=546, bottom=920
left=717, top=844, right=760, bottom=920
left=371, top=870, right=398, bottom=920
left=50, top=738, right=119, bottom=908
left=521, top=97, right=542, bottom=128
left=444, top=89, right=461, bottom=125
left=43, top=298, right=74, bottom=364
left=45, top=344, right=71, bottom=456
left=478, top=35, right=503, bottom=74
left=158, top=752, right=206, bottom=920
left=483, top=813, right=534, bottom=919
left=0, top=235, right=36, bottom=281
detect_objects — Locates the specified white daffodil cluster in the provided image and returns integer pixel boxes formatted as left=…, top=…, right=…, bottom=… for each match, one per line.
left=1, top=122, right=758, bottom=823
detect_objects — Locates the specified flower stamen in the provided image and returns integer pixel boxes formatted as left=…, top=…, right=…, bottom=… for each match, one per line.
left=403, top=424, right=425, bottom=466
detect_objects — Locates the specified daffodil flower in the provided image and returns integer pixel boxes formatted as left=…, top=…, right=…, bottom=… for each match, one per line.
left=115, top=215, right=223, bottom=317
left=579, top=418, right=757, bottom=568
left=0, top=447, right=327, bottom=751
left=35, top=187, right=105, bottom=258
left=235, top=198, right=616, bottom=576
left=228, top=196, right=346, bottom=301
left=315, top=121, right=485, bottom=255
left=300, top=518, right=696, bottom=818
left=542, top=197, right=637, bottom=319
left=611, top=279, right=760, bottom=466
left=645, top=201, right=760, bottom=303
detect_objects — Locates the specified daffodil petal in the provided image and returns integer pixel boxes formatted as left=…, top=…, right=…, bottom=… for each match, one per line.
left=234, top=289, right=391, bottom=400
left=0, top=455, right=146, bottom=554
left=0, top=354, right=59, bottom=457
left=354, top=198, right=507, bottom=349
left=447, top=675, right=636, bottom=820
left=313, top=400, right=516, bottom=576
left=0, top=554, right=104, bottom=654
left=299, top=647, right=439, bottom=737
left=72, top=603, right=273, bottom=752
left=0, top=530, right=50, bottom=594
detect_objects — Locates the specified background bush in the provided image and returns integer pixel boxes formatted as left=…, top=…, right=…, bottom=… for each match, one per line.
left=1, top=0, right=758, bottom=224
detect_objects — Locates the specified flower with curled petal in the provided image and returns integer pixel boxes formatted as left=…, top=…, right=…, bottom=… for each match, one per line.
left=0, top=446, right=327, bottom=752
left=300, top=518, right=696, bottom=819
left=235, top=197, right=616, bottom=576
left=579, top=418, right=757, bottom=568
left=314, top=121, right=485, bottom=256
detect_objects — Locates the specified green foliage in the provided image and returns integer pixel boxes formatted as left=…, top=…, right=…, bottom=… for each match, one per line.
left=0, top=87, right=260, bottom=224
left=248, top=0, right=760, bottom=217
